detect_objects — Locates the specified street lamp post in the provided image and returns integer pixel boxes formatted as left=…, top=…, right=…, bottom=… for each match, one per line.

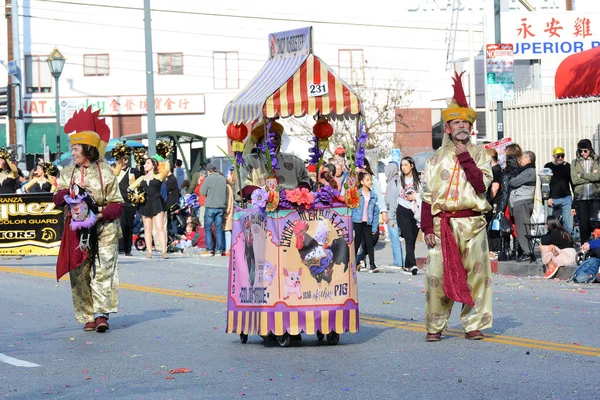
left=46, top=48, right=66, bottom=162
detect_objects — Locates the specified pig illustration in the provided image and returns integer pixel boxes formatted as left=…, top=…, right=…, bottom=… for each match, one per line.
left=283, top=268, right=303, bottom=300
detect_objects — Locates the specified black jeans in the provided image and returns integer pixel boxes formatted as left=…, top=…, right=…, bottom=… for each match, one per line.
left=354, top=222, right=376, bottom=268
left=356, top=230, right=380, bottom=264
left=576, top=199, right=600, bottom=242
left=119, top=205, right=136, bottom=254
left=396, top=205, right=419, bottom=268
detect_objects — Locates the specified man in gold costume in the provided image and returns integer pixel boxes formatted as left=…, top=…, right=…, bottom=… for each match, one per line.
left=420, top=72, right=493, bottom=342
left=53, top=107, right=124, bottom=333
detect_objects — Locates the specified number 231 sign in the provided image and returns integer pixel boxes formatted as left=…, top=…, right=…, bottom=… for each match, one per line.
left=308, top=83, right=328, bottom=97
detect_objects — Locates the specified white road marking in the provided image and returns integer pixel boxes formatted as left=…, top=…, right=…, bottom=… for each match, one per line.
left=0, top=353, right=41, bottom=367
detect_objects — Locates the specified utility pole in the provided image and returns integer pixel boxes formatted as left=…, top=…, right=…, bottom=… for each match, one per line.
left=143, top=0, right=157, bottom=156
left=494, top=0, right=504, bottom=140
left=5, top=0, right=16, bottom=148
left=11, top=0, right=26, bottom=170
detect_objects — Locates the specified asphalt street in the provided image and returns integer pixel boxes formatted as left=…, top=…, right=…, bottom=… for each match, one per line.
left=1, top=241, right=599, bottom=400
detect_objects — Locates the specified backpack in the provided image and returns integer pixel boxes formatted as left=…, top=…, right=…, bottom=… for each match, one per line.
left=571, top=257, right=600, bottom=283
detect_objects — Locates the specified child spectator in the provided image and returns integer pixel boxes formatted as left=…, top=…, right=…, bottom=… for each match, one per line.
left=351, top=171, right=380, bottom=273
left=318, top=169, right=339, bottom=191
left=540, top=215, right=576, bottom=279
left=171, top=222, right=198, bottom=251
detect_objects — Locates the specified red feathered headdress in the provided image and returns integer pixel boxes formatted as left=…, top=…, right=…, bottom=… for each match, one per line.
left=441, top=71, right=477, bottom=124
left=64, top=106, right=110, bottom=154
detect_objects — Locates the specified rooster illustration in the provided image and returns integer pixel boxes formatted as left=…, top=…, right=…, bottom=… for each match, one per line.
left=294, top=220, right=349, bottom=295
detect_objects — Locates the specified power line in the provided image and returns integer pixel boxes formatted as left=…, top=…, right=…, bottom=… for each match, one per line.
left=22, top=14, right=482, bottom=55
left=31, top=0, right=483, bottom=33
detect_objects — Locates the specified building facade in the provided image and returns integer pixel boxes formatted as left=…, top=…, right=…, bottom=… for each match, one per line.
left=0, top=0, right=593, bottom=170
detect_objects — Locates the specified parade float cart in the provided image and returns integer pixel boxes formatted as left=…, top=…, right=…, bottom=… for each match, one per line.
left=222, top=27, right=363, bottom=347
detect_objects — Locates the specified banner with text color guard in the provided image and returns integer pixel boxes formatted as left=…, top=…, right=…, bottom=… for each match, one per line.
left=0, top=193, right=64, bottom=256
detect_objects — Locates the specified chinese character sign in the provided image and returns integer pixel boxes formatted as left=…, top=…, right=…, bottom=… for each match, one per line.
left=502, top=12, right=599, bottom=60
left=23, top=94, right=205, bottom=117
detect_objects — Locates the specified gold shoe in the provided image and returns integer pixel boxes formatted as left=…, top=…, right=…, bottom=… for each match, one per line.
left=162, top=252, right=169, bottom=259
left=146, top=252, right=152, bottom=259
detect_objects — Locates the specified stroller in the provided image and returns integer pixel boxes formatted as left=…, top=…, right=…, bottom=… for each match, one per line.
left=134, top=194, right=200, bottom=253
left=134, top=225, right=183, bottom=253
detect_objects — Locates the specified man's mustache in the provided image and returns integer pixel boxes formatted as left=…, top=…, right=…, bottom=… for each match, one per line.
left=453, top=128, right=470, bottom=135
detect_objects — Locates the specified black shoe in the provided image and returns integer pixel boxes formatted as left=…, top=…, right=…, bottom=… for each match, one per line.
left=516, top=254, right=530, bottom=262
left=124, top=253, right=132, bottom=256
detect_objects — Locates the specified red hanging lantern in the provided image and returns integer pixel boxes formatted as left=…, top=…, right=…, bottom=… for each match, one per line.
left=226, top=124, right=248, bottom=142
left=227, top=124, right=249, bottom=152
left=312, top=119, right=333, bottom=140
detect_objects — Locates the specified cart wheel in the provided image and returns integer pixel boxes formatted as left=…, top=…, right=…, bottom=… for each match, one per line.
left=326, top=332, right=340, bottom=345
left=240, top=333, right=248, bottom=344
left=277, top=333, right=291, bottom=347
left=316, top=330, right=325, bottom=341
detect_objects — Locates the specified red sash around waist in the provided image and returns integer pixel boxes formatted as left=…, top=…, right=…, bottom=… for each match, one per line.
left=437, top=210, right=480, bottom=306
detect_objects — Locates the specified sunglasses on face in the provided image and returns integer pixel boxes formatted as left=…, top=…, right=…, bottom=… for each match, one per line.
left=579, top=149, right=590, bottom=154
left=555, top=154, right=565, bottom=159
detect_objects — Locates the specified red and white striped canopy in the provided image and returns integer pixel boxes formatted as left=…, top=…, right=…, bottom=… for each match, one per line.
left=263, top=54, right=362, bottom=120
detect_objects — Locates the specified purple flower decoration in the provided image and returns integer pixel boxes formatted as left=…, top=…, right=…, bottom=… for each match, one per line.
left=235, top=151, right=244, bottom=166
left=278, top=189, right=293, bottom=209
left=355, top=121, right=368, bottom=169
left=315, top=185, right=339, bottom=205
left=266, top=131, right=279, bottom=170
left=250, top=187, right=268, bottom=210
left=307, top=136, right=322, bottom=165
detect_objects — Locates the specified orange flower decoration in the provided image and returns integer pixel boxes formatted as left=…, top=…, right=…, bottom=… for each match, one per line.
left=345, top=187, right=360, bottom=208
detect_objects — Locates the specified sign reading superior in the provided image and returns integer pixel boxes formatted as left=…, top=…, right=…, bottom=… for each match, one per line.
left=501, top=12, right=600, bottom=60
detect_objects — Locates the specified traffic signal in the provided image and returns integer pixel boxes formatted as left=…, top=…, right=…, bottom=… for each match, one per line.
left=0, top=85, right=12, bottom=118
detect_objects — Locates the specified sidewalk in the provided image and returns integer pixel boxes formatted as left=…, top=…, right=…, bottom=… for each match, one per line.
left=374, top=236, right=576, bottom=279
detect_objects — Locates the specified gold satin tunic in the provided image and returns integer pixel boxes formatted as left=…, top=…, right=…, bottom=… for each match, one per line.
left=421, top=142, right=494, bottom=334
left=57, top=162, right=124, bottom=324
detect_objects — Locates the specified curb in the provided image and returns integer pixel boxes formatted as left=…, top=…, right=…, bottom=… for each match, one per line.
left=493, top=260, right=577, bottom=279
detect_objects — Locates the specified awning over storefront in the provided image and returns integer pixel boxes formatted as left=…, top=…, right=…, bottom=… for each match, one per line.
left=264, top=54, right=361, bottom=120
left=555, top=46, right=600, bottom=99
left=222, top=54, right=308, bottom=125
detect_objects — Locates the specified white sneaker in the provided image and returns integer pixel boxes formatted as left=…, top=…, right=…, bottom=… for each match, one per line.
left=358, top=260, right=366, bottom=271
left=411, top=266, right=418, bottom=275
